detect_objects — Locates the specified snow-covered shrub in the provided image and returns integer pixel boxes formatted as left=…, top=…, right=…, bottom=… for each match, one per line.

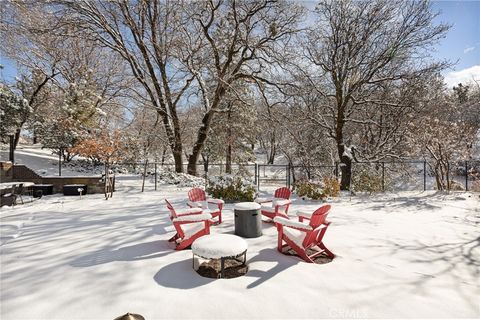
left=447, top=181, right=464, bottom=191
left=322, top=177, right=340, bottom=198
left=157, top=171, right=205, bottom=188
left=63, top=159, right=104, bottom=175
left=352, top=171, right=383, bottom=193
left=471, top=180, right=480, bottom=192
left=206, top=175, right=256, bottom=202
left=294, top=180, right=325, bottom=200
left=294, top=177, right=340, bottom=200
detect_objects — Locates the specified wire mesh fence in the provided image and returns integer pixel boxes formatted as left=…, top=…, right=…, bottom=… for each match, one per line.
left=54, top=159, right=480, bottom=192
left=49, top=159, right=480, bottom=192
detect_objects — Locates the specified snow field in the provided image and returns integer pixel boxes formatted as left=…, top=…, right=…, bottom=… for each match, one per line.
left=0, top=187, right=479, bottom=319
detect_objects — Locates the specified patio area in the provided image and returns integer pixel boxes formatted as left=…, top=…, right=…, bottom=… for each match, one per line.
left=1, top=187, right=479, bottom=319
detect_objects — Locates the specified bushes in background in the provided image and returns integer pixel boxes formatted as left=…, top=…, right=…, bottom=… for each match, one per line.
left=294, top=176, right=340, bottom=200
left=207, top=174, right=256, bottom=202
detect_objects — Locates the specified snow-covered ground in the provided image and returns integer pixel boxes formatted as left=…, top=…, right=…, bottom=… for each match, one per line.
left=0, top=144, right=93, bottom=177
left=1, top=188, right=479, bottom=319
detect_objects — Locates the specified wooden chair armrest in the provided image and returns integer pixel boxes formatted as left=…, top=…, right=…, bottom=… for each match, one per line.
left=173, top=213, right=212, bottom=223
left=273, top=217, right=313, bottom=231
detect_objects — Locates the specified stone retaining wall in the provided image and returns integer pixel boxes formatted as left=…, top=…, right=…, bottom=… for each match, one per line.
left=1, top=162, right=111, bottom=195
left=24, top=176, right=106, bottom=194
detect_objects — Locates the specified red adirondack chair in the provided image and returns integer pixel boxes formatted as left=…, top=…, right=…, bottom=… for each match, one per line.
left=187, top=188, right=224, bottom=224
left=165, top=199, right=212, bottom=250
left=273, top=205, right=334, bottom=263
left=295, top=204, right=331, bottom=222
left=258, top=187, right=292, bottom=221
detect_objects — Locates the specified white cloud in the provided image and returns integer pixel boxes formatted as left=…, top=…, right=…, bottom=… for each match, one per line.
left=444, top=65, right=480, bottom=88
left=463, top=46, right=475, bottom=54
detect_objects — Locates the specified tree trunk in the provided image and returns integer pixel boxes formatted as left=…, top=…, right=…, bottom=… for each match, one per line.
left=289, top=161, right=296, bottom=187
left=170, top=108, right=184, bottom=173
left=226, top=144, right=232, bottom=174
left=187, top=115, right=210, bottom=175
left=9, top=135, right=15, bottom=162
left=334, top=94, right=352, bottom=190
left=267, top=133, right=276, bottom=164
left=434, top=163, right=443, bottom=190
left=161, top=148, right=166, bottom=165
left=173, top=147, right=183, bottom=173
left=201, top=153, right=209, bottom=175
left=337, top=142, right=353, bottom=191
left=13, top=129, right=21, bottom=150
left=187, top=85, right=226, bottom=175
left=339, top=157, right=352, bottom=191
left=225, top=109, right=232, bottom=174
left=141, top=160, right=148, bottom=192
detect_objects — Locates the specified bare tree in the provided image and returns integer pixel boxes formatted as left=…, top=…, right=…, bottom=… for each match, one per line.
left=303, top=0, right=449, bottom=190
left=1, top=1, right=132, bottom=149
left=59, top=0, right=192, bottom=172
left=411, top=77, right=480, bottom=190
left=178, top=0, right=304, bottom=174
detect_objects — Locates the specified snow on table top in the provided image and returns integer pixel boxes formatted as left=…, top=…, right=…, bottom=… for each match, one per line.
left=192, top=234, right=248, bottom=259
left=1, top=189, right=479, bottom=319
left=234, top=202, right=261, bottom=210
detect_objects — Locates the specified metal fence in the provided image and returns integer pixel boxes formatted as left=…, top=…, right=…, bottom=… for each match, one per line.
left=108, top=159, right=480, bottom=192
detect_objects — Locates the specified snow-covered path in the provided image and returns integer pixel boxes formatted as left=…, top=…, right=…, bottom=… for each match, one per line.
left=1, top=189, right=479, bottom=319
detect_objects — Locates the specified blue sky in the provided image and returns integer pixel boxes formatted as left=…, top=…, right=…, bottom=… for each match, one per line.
left=1, top=0, right=479, bottom=86
left=432, top=0, right=479, bottom=69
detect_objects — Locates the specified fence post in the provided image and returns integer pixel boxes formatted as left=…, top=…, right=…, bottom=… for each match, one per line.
left=254, top=163, right=258, bottom=185
left=286, top=164, right=289, bottom=188
left=154, top=162, right=157, bottom=191
left=465, top=161, right=468, bottom=191
left=381, top=162, right=385, bottom=192
left=257, top=165, right=261, bottom=191
left=447, top=161, right=450, bottom=191
left=288, top=165, right=291, bottom=189
left=423, top=160, right=427, bottom=191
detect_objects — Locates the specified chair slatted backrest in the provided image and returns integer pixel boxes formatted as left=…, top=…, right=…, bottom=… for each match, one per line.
left=188, top=188, right=206, bottom=202
left=274, top=187, right=291, bottom=200
left=308, top=205, right=331, bottom=228
left=303, top=205, right=331, bottom=248
left=165, top=199, right=187, bottom=238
